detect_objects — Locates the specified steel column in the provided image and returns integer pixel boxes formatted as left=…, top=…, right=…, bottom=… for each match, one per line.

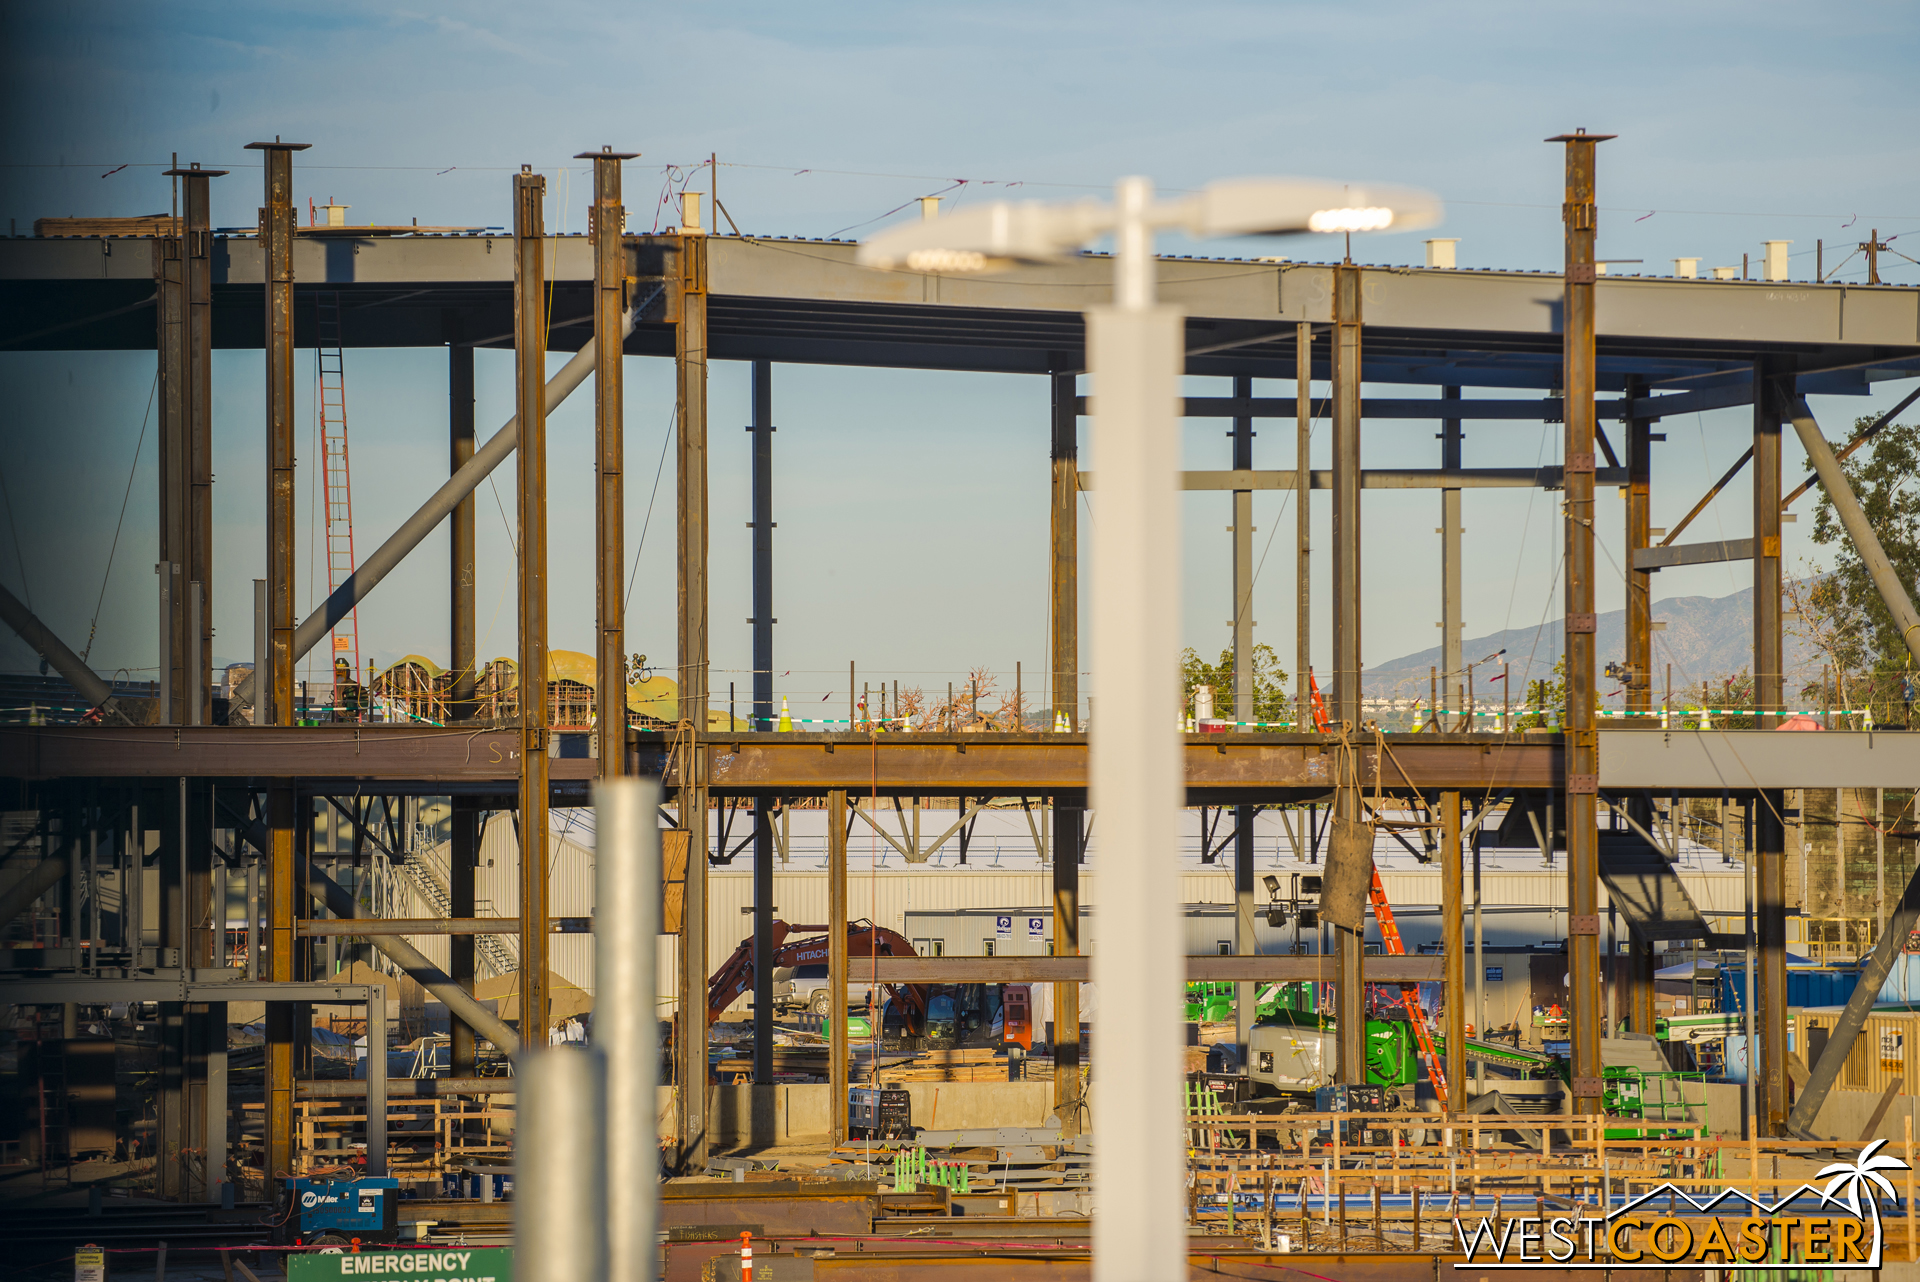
left=1230, top=373, right=1257, bottom=1048
left=1551, top=127, right=1612, bottom=1115
left=827, top=789, right=849, bottom=1142
left=158, top=162, right=222, bottom=725
left=1051, top=370, right=1079, bottom=730
left=675, top=228, right=712, bottom=1171
left=1440, top=386, right=1463, bottom=723
left=514, top=167, right=553, bottom=1050
left=154, top=198, right=184, bottom=723
left=1294, top=324, right=1311, bottom=728
left=750, top=360, right=774, bottom=729
left=246, top=138, right=305, bottom=1203
left=1050, top=369, right=1082, bottom=1129
left=449, top=798, right=478, bottom=1078
left=1052, top=800, right=1082, bottom=1135
left=1441, top=791, right=1465, bottom=1104
left=1625, top=377, right=1654, bottom=723
left=753, top=800, right=774, bottom=1084
left=449, top=341, right=478, bottom=723
left=581, top=147, right=636, bottom=778
left=1754, top=360, right=1789, bottom=1134
left=1331, top=262, right=1366, bottom=1081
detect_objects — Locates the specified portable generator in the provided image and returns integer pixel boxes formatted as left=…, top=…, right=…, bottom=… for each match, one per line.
left=289, top=1175, right=401, bottom=1246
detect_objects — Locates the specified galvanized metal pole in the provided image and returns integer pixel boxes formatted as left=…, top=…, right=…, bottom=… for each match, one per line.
left=514, top=1044, right=609, bottom=1282
left=1441, top=791, right=1465, bottom=1104
left=580, top=147, right=636, bottom=778
left=514, top=166, right=553, bottom=1052
left=1330, top=260, right=1367, bottom=1082
left=245, top=138, right=305, bottom=1203
left=1294, top=324, right=1312, bottom=728
left=1440, top=385, right=1464, bottom=725
left=827, top=789, right=849, bottom=1143
left=1549, top=127, right=1612, bottom=1117
left=675, top=209, right=712, bottom=1172
left=595, top=778, right=661, bottom=1282
left=1089, top=174, right=1185, bottom=1282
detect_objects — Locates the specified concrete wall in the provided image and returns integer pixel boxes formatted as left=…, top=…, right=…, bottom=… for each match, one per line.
left=658, top=1081, right=1057, bottom=1148
left=1687, top=1079, right=1920, bottom=1146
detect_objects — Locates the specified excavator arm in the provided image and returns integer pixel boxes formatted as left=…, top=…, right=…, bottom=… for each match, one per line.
left=706, top=919, right=928, bottom=1033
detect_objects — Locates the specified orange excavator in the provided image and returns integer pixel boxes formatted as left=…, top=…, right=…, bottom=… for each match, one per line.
left=707, top=919, right=929, bottom=1034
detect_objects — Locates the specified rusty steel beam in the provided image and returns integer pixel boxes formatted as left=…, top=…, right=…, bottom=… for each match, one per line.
left=1754, top=361, right=1790, bottom=1135
left=851, top=955, right=1442, bottom=983
left=675, top=220, right=713, bottom=1174
left=514, top=167, right=552, bottom=1052
left=1295, top=322, right=1312, bottom=729
left=1330, top=260, right=1366, bottom=1084
left=295, top=917, right=592, bottom=936
left=245, top=138, right=305, bottom=1206
left=1624, top=376, right=1653, bottom=722
left=1048, top=367, right=1082, bottom=1134
left=828, top=789, right=849, bottom=1144
left=1440, top=791, right=1464, bottom=1105
left=448, top=342, right=478, bottom=722
left=1551, top=127, right=1612, bottom=1117
left=581, top=147, right=635, bottom=779
left=1, top=726, right=1565, bottom=791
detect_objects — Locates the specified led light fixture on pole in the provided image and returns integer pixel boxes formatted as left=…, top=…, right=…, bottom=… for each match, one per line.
left=859, top=173, right=1439, bottom=1282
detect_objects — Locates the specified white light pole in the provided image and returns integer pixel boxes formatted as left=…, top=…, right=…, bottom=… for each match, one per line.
left=860, top=174, right=1440, bottom=1281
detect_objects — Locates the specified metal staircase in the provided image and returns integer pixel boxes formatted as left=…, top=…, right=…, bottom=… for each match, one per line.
left=401, top=825, right=518, bottom=977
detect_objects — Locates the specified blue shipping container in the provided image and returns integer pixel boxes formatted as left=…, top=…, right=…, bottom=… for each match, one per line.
left=1717, top=965, right=1858, bottom=1013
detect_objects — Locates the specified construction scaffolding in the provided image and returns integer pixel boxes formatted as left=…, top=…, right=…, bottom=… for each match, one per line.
left=4, top=133, right=1920, bottom=1252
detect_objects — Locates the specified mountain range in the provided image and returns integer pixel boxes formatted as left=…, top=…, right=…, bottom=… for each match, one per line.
left=1364, top=585, right=1826, bottom=704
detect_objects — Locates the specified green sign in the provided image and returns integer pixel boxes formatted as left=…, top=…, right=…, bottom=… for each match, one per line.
left=289, top=1247, right=512, bottom=1282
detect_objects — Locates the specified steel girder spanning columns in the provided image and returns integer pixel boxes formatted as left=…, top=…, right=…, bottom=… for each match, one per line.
left=1552, top=128, right=1610, bottom=1116
left=676, top=227, right=712, bottom=1171
left=515, top=169, right=554, bottom=1054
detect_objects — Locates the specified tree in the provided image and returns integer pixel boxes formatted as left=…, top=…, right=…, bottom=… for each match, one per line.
left=1180, top=643, right=1291, bottom=727
left=1807, top=414, right=1920, bottom=722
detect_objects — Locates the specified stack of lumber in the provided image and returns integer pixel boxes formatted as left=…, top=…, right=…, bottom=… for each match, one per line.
left=874, top=1046, right=1009, bottom=1083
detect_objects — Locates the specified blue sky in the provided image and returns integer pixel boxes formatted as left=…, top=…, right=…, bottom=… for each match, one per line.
left=2, top=0, right=1917, bottom=708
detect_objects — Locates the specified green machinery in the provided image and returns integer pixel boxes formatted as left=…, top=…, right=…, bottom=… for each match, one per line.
left=1185, top=980, right=1317, bottom=1023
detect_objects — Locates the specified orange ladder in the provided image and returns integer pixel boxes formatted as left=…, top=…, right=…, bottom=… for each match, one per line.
left=1367, top=866, right=1448, bottom=1108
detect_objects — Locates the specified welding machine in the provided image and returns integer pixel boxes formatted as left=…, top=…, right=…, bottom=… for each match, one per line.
left=289, top=1175, right=401, bottom=1246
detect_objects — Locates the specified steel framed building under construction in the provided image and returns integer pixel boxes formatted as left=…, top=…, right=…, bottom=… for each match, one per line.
left=6, top=135, right=1920, bottom=1207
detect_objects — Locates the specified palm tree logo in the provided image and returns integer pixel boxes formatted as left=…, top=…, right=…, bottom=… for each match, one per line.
left=1816, top=1138, right=1909, bottom=1268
